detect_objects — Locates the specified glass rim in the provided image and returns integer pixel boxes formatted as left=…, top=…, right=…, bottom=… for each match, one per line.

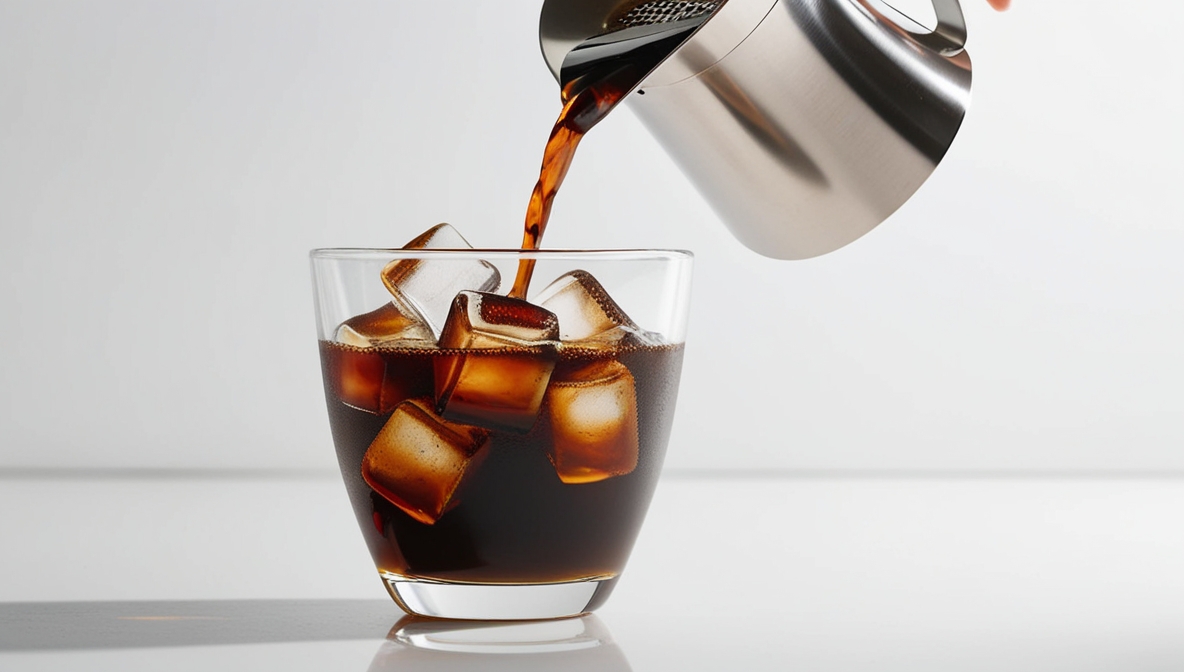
left=309, top=248, right=694, bottom=261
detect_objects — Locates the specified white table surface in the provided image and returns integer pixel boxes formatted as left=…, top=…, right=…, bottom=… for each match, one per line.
left=3, top=471, right=1184, bottom=670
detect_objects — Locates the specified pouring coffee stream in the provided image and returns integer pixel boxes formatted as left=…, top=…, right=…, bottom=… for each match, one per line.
left=506, top=65, right=628, bottom=300
left=509, top=2, right=724, bottom=299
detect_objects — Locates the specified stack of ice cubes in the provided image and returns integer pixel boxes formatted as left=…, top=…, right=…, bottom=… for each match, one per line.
left=332, top=224, right=653, bottom=524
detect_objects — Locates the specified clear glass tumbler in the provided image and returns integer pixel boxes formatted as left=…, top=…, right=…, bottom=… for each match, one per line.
left=311, top=248, right=692, bottom=620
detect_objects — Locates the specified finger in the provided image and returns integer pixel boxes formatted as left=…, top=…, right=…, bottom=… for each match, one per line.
left=987, top=0, right=1011, bottom=10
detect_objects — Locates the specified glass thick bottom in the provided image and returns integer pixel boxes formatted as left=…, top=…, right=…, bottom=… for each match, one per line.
left=381, top=572, right=619, bottom=621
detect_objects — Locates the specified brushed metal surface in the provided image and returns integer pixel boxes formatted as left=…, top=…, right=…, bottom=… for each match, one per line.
left=541, top=0, right=972, bottom=259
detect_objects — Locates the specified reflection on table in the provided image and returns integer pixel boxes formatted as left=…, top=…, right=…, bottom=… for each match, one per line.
left=371, top=615, right=631, bottom=672
left=0, top=599, right=632, bottom=672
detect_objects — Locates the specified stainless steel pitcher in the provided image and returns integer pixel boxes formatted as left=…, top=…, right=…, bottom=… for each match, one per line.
left=540, top=0, right=972, bottom=259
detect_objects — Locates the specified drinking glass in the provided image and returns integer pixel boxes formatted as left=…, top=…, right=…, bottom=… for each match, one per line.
left=311, top=248, right=692, bottom=620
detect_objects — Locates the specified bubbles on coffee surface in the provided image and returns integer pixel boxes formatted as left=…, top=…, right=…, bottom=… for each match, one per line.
left=325, top=224, right=665, bottom=526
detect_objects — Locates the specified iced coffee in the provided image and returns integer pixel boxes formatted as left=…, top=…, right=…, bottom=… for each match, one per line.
left=314, top=227, right=688, bottom=617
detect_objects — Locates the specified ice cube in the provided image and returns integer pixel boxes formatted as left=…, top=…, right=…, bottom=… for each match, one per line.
left=534, top=270, right=659, bottom=348
left=435, top=291, right=560, bottom=433
left=334, top=303, right=434, bottom=348
left=361, top=398, right=489, bottom=525
left=381, top=223, right=501, bottom=336
left=545, top=359, right=639, bottom=484
left=321, top=343, right=433, bottom=415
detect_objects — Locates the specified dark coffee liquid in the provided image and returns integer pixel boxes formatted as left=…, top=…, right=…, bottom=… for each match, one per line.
left=320, top=341, right=684, bottom=583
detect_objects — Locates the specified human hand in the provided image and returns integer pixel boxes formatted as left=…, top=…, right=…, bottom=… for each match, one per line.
left=986, top=0, right=1010, bottom=9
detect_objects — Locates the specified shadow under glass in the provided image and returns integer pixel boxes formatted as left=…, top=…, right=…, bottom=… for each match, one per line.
left=0, top=599, right=401, bottom=652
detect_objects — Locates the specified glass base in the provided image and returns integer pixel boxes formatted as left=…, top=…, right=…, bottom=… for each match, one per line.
left=381, top=572, right=619, bottom=621
left=391, top=614, right=611, bottom=654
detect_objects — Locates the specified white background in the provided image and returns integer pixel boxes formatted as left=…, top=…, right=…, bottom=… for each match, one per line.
left=1, top=0, right=1181, bottom=472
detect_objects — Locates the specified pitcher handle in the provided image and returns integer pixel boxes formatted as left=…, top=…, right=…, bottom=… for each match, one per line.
left=914, top=0, right=967, bottom=56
